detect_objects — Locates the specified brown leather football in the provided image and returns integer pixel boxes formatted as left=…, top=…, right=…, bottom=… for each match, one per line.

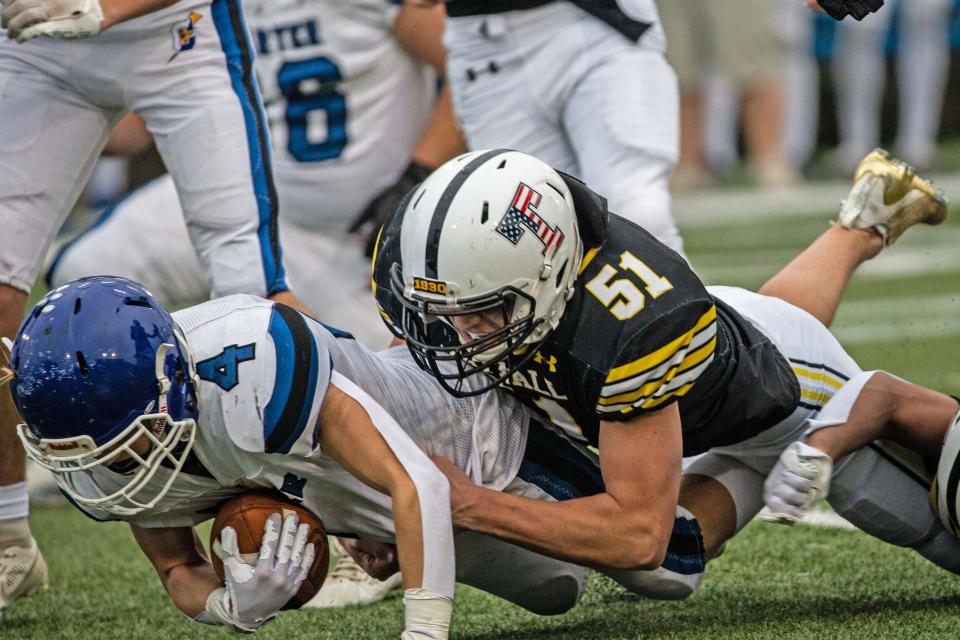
left=210, top=491, right=330, bottom=609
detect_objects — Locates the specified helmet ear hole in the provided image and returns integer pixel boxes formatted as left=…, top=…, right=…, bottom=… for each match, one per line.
left=73, top=299, right=82, bottom=315
left=76, top=351, right=89, bottom=376
left=481, top=201, right=489, bottom=224
left=554, top=259, right=568, bottom=288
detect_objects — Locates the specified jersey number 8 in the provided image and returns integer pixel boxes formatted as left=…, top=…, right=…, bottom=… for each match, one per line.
left=586, top=251, right=673, bottom=320
left=278, top=56, right=347, bottom=162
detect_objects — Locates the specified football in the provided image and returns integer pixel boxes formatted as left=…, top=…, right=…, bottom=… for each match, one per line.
left=209, top=491, right=330, bottom=609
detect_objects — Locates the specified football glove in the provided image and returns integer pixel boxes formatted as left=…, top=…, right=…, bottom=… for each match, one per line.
left=205, top=512, right=316, bottom=633
left=760, top=441, right=833, bottom=525
left=817, top=0, right=884, bottom=21
left=401, top=587, right=453, bottom=640
left=349, top=161, right=432, bottom=257
left=2, top=0, right=103, bottom=43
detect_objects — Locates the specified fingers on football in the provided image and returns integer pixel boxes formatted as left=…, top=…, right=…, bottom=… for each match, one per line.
left=221, top=525, right=257, bottom=585
left=274, top=512, right=300, bottom=567
left=288, top=522, right=310, bottom=571
left=296, top=543, right=316, bottom=584
left=257, top=513, right=284, bottom=564
left=220, top=525, right=241, bottom=559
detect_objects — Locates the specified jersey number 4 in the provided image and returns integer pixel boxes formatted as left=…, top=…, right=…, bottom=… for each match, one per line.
left=197, top=343, right=257, bottom=391
left=278, top=56, right=346, bottom=162
left=586, top=251, right=673, bottom=320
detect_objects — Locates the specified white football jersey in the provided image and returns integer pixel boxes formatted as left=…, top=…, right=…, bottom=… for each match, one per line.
left=244, top=0, right=436, bottom=232
left=67, top=295, right=528, bottom=542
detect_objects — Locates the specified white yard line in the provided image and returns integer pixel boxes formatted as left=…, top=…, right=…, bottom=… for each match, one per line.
left=675, top=174, right=960, bottom=227
left=699, top=244, right=960, bottom=284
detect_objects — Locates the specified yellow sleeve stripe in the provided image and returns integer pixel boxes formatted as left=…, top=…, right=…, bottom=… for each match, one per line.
left=792, top=367, right=845, bottom=390
left=598, top=336, right=716, bottom=405
left=800, top=388, right=834, bottom=406
left=579, top=247, right=600, bottom=275
left=639, top=382, right=695, bottom=410
left=605, top=305, right=717, bottom=384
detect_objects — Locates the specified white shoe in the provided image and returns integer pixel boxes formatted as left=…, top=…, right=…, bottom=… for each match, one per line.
left=0, top=538, right=48, bottom=621
left=304, top=540, right=402, bottom=609
left=838, top=148, right=948, bottom=246
left=760, top=441, right=833, bottom=525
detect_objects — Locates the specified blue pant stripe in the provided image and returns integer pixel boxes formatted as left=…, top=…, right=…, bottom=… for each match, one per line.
left=210, top=0, right=286, bottom=295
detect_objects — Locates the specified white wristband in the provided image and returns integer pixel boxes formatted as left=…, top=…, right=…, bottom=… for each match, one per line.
left=194, top=587, right=258, bottom=634
left=401, top=588, right=453, bottom=640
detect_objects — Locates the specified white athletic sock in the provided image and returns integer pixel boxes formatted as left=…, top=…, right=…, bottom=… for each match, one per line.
left=0, top=482, right=29, bottom=521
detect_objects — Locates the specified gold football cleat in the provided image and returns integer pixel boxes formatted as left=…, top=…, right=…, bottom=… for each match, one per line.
left=838, top=148, right=948, bottom=245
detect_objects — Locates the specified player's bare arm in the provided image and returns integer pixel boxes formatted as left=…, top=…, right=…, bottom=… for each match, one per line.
left=130, top=525, right=220, bottom=619
left=317, top=379, right=455, bottom=639
left=317, top=384, right=432, bottom=589
left=132, top=516, right=316, bottom=632
left=761, top=374, right=960, bottom=525
left=394, top=3, right=466, bottom=178
left=435, top=405, right=683, bottom=571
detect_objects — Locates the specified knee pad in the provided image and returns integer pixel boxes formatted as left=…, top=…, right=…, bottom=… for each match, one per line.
left=913, top=527, right=960, bottom=575
left=513, top=571, right=588, bottom=615
left=602, top=564, right=701, bottom=601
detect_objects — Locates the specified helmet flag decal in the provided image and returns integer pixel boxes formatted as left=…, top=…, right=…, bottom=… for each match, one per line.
left=495, top=183, right=565, bottom=256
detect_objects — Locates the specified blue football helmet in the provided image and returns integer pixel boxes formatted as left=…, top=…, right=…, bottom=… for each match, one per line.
left=4, top=276, right=199, bottom=516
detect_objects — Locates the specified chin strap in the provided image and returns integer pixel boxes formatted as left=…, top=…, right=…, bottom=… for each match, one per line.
left=0, top=337, right=14, bottom=387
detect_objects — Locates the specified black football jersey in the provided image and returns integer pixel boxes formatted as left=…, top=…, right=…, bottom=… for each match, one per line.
left=374, top=210, right=800, bottom=456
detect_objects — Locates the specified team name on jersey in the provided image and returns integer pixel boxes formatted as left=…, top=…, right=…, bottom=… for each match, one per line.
left=496, top=361, right=568, bottom=401
left=256, top=19, right=321, bottom=55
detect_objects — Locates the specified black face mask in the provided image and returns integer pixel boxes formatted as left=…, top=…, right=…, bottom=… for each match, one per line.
left=389, top=262, right=548, bottom=398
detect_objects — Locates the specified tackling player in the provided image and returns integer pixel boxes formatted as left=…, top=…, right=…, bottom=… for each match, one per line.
left=373, top=148, right=960, bottom=588
left=0, top=276, right=708, bottom=635
left=45, top=0, right=464, bottom=349
left=0, top=0, right=311, bottom=619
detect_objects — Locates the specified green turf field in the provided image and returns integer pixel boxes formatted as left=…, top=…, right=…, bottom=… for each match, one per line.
left=6, top=197, right=960, bottom=639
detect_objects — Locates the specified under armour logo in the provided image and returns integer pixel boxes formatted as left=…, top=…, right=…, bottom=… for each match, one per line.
left=533, top=352, right=558, bottom=373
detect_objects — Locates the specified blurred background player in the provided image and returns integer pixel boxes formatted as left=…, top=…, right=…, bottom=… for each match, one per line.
left=440, top=0, right=685, bottom=256
left=782, top=0, right=954, bottom=176
left=46, top=0, right=463, bottom=350
left=657, top=0, right=798, bottom=190
left=0, top=0, right=307, bottom=619
left=42, top=0, right=462, bottom=608
left=832, top=0, right=952, bottom=171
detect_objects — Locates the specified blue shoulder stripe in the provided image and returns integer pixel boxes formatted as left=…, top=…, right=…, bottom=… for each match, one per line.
left=264, top=304, right=319, bottom=454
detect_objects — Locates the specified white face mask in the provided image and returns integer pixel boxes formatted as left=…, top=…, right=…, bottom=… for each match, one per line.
left=15, top=341, right=200, bottom=516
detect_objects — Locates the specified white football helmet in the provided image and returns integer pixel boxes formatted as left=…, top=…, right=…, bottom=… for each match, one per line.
left=390, top=149, right=584, bottom=396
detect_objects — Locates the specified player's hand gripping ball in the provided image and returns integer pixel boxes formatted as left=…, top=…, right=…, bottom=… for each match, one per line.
left=210, top=492, right=330, bottom=609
